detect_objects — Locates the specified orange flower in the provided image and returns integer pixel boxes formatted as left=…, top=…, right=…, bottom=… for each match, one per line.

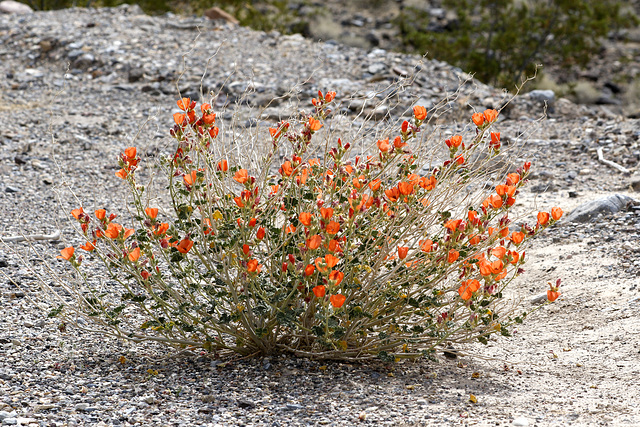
left=398, top=246, right=408, bottom=260
left=448, top=249, right=459, bottom=263
left=128, top=247, right=141, bottom=262
left=537, top=212, right=550, bottom=226
left=299, top=212, right=313, bottom=226
left=123, top=228, right=135, bottom=240
left=104, top=223, right=122, bottom=239
left=377, top=138, right=390, bottom=153
left=490, top=132, right=500, bottom=147
left=209, top=127, right=219, bottom=138
left=71, top=207, right=84, bottom=220
left=326, top=221, right=340, bottom=235
left=496, top=185, right=515, bottom=197
left=413, top=105, right=427, bottom=121
left=506, top=173, right=520, bottom=185
left=385, top=187, right=400, bottom=202
left=304, top=264, right=315, bottom=276
left=398, top=182, right=414, bottom=196
left=510, top=231, right=524, bottom=245
left=124, top=147, right=136, bottom=159
left=551, top=207, right=563, bottom=221
left=58, top=247, right=74, bottom=260
left=479, top=259, right=492, bottom=276
left=368, top=179, right=381, bottom=191
left=270, top=185, right=280, bottom=195
left=234, top=169, right=249, bottom=184
left=184, top=170, right=198, bottom=186
left=487, top=194, right=503, bottom=209
left=242, top=244, right=251, bottom=255
left=444, top=219, right=462, bottom=232
left=177, top=97, right=191, bottom=111
left=202, top=111, right=216, bottom=126
left=173, top=112, right=186, bottom=126
left=247, top=259, right=260, bottom=273
left=320, top=207, right=333, bottom=220
left=256, top=227, right=266, bottom=240
left=286, top=224, right=297, bottom=234
left=458, top=279, right=481, bottom=300
left=95, top=209, right=106, bottom=220
left=233, top=197, right=244, bottom=208
left=145, top=207, right=158, bottom=219
left=509, top=250, right=520, bottom=265
left=472, top=112, right=485, bottom=127
left=491, top=259, right=504, bottom=274
left=393, top=136, right=407, bottom=149
left=419, top=239, right=433, bottom=252
left=328, top=270, right=344, bottom=286
left=483, top=109, right=498, bottom=123
left=306, top=234, right=322, bottom=250
left=468, top=234, right=480, bottom=245
left=313, top=285, right=326, bottom=298
left=217, top=160, right=228, bottom=172
left=324, top=254, right=339, bottom=269
left=491, top=246, right=507, bottom=259
left=115, top=169, right=128, bottom=179
left=280, top=161, right=293, bottom=177
left=80, top=240, right=96, bottom=252
left=154, top=223, right=169, bottom=236
left=308, top=117, right=322, bottom=131
left=419, top=176, right=437, bottom=190
left=330, top=294, right=346, bottom=308
left=547, top=290, right=561, bottom=302
left=177, top=238, right=193, bottom=254
left=447, top=135, right=462, bottom=148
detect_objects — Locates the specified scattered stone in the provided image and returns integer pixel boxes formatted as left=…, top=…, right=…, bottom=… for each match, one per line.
left=0, top=0, right=32, bottom=14
left=237, top=399, right=256, bottom=409
left=203, top=6, right=239, bottom=24
left=74, top=403, right=89, bottom=412
left=4, top=186, right=19, bottom=193
left=531, top=293, right=549, bottom=304
left=564, top=194, right=638, bottom=223
left=0, top=411, right=16, bottom=421
left=513, top=417, right=530, bottom=426
left=629, top=175, right=640, bottom=191
left=528, top=90, right=555, bottom=103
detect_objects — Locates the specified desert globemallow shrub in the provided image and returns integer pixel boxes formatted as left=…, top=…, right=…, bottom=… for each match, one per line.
left=52, top=91, right=562, bottom=361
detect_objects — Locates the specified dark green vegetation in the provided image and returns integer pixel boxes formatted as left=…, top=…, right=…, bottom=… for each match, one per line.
left=396, top=0, right=638, bottom=88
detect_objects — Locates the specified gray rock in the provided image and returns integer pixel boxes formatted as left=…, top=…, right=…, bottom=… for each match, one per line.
left=0, top=1, right=32, bottom=14
left=72, top=53, right=96, bottom=70
left=2, top=418, right=17, bottom=425
left=367, top=62, right=387, bottom=75
left=629, top=175, right=640, bottom=191
left=74, top=403, right=89, bottom=412
left=0, top=412, right=16, bottom=422
left=528, top=90, right=555, bottom=103
left=286, top=403, right=304, bottom=410
left=565, top=194, right=638, bottom=223
left=237, top=399, right=256, bottom=409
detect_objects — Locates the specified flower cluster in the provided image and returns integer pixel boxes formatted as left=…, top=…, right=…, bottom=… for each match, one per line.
left=56, top=92, right=563, bottom=361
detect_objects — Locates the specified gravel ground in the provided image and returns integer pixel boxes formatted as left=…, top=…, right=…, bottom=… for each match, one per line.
left=1, top=6, right=640, bottom=427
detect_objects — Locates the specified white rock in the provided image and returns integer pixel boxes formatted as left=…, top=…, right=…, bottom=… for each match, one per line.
left=0, top=1, right=32, bottom=14
left=513, top=416, right=530, bottom=426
